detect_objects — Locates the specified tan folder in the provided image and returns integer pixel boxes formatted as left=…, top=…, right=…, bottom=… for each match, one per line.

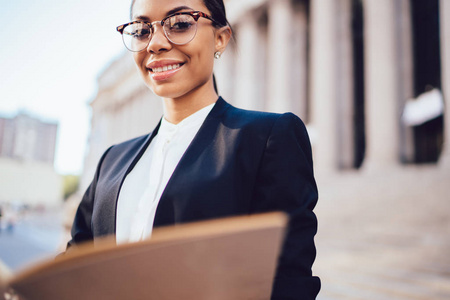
left=1, top=212, right=287, bottom=300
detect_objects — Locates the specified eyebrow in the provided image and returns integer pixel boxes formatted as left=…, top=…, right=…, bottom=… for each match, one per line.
left=133, top=6, right=195, bottom=21
left=167, top=6, right=194, bottom=16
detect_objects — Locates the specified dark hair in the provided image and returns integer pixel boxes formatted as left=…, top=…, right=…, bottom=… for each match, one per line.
left=203, top=0, right=229, bottom=28
left=130, top=0, right=231, bottom=29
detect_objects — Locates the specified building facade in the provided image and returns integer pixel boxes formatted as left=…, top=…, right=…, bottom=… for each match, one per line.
left=219, top=0, right=449, bottom=173
left=0, top=113, right=57, bottom=164
left=0, top=113, right=62, bottom=206
left=80, top=0, right=450, bottom=189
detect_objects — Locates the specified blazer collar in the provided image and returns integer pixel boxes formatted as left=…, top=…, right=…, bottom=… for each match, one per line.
left=134, top=96, right=228, bottom=169
left=122, top=96, right=228, bottom=183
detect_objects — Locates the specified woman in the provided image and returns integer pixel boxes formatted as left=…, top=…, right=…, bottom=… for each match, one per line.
left=68, top=0, right=320, bottom=298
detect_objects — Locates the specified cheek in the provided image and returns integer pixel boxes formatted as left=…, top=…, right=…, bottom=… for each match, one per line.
left=133, top=52, right=151, bottom=83
left=190, top=35, right=216, bottom=74
left=132, top=52, right=156, bottom=91
left=133, top=52, right=146, bottom=71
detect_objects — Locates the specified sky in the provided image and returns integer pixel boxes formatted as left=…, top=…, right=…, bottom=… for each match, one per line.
left=0, top=0, right=133, bottom=175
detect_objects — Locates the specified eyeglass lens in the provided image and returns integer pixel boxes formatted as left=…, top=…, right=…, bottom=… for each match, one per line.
left=122, top=14, right=198, bottom=52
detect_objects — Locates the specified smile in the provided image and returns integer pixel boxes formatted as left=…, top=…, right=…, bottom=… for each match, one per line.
left=150, top=64, right=182, bottom=73
left=148, top=63, right=184, bottom=81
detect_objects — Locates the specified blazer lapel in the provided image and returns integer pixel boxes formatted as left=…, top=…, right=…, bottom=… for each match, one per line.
left=153, top=98, right=230, bottom=227
left=105, top=121, right=161, bottom=235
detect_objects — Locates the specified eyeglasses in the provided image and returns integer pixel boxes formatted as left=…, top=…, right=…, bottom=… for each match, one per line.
left=116, top=11, right=217, bottom=52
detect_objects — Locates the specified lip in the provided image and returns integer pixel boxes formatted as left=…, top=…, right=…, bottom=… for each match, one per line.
left=146, top=59, right=185, bottom=81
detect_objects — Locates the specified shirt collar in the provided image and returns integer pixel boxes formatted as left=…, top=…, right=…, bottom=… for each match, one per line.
left=159, top=103, right=215, bottom=138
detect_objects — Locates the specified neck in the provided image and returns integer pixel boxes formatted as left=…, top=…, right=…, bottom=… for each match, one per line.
left=162, top=80, right=218, bottom=124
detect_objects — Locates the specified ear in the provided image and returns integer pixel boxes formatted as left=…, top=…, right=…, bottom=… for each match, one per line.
left=214, top=26, right=232, bottom=54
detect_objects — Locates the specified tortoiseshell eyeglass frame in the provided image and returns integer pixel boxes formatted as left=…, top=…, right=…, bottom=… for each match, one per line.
left=116, top=11, right=217, bottom=48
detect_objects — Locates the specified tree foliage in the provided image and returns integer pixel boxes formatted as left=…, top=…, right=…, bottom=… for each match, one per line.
left=63, top=175, right=80, bottom=200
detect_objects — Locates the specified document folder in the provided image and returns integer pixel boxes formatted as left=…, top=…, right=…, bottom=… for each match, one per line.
left=1, top=212, right=287, bottom=300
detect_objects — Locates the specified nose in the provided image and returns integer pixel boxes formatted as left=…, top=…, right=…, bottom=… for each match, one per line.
left=147, top=23, right=172, bottom=54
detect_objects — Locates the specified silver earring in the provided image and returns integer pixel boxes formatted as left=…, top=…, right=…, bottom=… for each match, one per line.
left=214, top=51, right=222, bottom=59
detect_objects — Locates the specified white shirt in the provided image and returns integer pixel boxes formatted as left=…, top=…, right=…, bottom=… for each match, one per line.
left=116, top=103, right=215, bottom=244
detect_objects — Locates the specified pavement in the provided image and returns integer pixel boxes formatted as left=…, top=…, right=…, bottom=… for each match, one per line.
left=313, top=164, right=450, bottom=299
left=0, top=208, right=63, bottom=272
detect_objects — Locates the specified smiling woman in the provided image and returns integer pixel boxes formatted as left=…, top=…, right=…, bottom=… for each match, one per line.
left=67, top=0, right=320, bottom=299
left=125, top=0, right=231, bottom=120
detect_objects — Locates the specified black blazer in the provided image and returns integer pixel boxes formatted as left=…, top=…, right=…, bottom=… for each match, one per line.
left=69, top=97, right=320, bottom=299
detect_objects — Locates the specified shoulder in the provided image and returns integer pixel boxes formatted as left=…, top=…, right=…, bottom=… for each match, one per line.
left=220, top=98, right=280, bottom=122
left=217, top=98, right=306, bottom=134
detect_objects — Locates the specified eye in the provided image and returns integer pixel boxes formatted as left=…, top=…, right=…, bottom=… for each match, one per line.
left=172, top=21, right=192, bottom=30
left=125, top=23, right=151, bottom=40
left=132, top=28, right=151, bottom=39
left=166, top=15, right=195, bottom=32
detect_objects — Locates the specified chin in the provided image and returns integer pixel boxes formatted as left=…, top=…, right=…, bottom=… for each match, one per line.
left=148, top=84, right=186, bottom=99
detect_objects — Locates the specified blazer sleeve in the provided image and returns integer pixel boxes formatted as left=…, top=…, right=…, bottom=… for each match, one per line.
left=251, top=113, right=320, bottom=299
left=66, top=146, right=112, bottom=250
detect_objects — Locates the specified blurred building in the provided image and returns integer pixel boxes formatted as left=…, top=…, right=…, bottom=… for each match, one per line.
left=0, top=113, right=57, bottom=163
left=0, top=113, right=62, bottom=206
left=80, top=0, right=450, bottom=190
left=221, top=0, right=449, bottom=173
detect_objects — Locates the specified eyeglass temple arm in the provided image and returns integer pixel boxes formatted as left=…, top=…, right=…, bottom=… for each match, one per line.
left=116, top=11, right=217, bottom=34
left=193, top=11, right=216, bottom=23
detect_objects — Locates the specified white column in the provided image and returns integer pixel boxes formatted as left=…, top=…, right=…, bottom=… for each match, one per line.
left=362, top=0, right=401, bottom=170
left=309, top=0, right=339, bottom=173
left=397, top=0, right=415, bottom=163
left=290, top=1, right=309, bottom=120
left=335, top=0, right=355, bottom=169
left=267, top=0, right=292, bottom=113
left=214, top=41, right=236, bottom=103
left=234, top=15, right=260, bottom=110
left=439, top=0, right=450, bottom=167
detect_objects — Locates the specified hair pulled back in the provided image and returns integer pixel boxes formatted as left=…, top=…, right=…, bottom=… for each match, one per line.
left=203, top=0, right=229, bottom=28
left=130, top=0, right=231, bottom=30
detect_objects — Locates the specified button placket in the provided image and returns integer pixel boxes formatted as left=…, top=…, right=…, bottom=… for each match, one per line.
left=133, top=124, right=179, bottom=241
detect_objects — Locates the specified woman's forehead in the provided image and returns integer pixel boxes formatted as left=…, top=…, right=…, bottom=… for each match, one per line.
left=132, top=0, right=207, bottom=20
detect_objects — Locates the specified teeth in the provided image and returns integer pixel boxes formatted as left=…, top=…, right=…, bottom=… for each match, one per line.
left=152, top=64, right=181, bottom=73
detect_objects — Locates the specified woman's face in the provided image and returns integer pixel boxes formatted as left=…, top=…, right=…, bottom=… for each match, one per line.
left=131, top=0, right=227, bottom=100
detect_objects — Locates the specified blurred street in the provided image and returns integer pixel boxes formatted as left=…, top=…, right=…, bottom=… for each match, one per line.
left=0, top=208, right=63, bottom=271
